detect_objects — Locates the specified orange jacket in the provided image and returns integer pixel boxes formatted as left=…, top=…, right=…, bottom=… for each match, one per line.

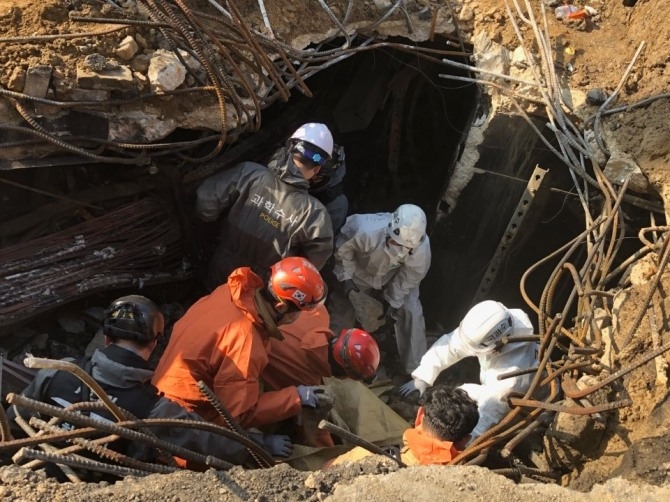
left=400, top=408, right=461, bottom=465
left=262, top=305, right=334, bottom=390
left=261, top=305, right=335, bottom=447
left=152, top=268, right=301, bottom=428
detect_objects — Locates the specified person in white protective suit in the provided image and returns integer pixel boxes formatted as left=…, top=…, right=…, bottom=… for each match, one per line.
left=333, top=204, right=431, bottom=374
left=399, top=300, right=539, bottom=441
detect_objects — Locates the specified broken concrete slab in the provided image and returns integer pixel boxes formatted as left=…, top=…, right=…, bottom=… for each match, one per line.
left=23, top=65, right=53, bottom=98
left=54, top=87, right=111, bottom=102
left=77, top=64, right=135, bottom=91
left=472, top=31, right=510, bottom=83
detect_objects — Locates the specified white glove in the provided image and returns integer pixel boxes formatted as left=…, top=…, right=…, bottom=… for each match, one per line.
left=398, top=378, right=428, bottom=397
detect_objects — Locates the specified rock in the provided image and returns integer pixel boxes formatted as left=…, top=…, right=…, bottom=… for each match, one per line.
left=147, top=49, right=187, bottom=93
left=40, top=5, right=68, bottom=23
left=84, top=306, right=106, bottom=322
left=116, top=36, right=139, bottom=60
left=373, top=0, right=392, bottom=8
left=603, top=149, right=650, bottom=193
left=83, top=53, right=107, bottom=72
left=23, top=65, right=52, bottom=98
left=30, top=332, right=49, bottom=351
left=135, top=33, right=148, bottom=49
left=77, top=62, right=135, bottom=91
left=7, top=66, right=26, bottom=92
left=57, top=314, right=86, bottom=334
left=130, top=53, right=152, bottom=73
left=586, top=88, right=608, bottom=105
left=511, top=46, right=528, bottom=69
left=472, top=31, right=510, bottom=83
left=544, top=375, right=609, bottom=470
left=583, top=129, right=608, bottom=168
left=348, top=290, right=385, bottom=333
left=134, top=71, right=149, bottom=89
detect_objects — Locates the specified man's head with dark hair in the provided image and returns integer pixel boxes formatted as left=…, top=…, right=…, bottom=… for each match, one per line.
left=420, top=386, right=479, bottom=443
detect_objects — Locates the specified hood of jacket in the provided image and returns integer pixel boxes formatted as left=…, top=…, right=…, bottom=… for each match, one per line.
left=90, top=344, right=154, bottom=389
left=227, top=266, right=266, bottom=328
left=267, top=147, right=310, bottom=190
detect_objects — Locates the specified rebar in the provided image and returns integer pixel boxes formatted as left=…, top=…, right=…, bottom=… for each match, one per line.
left=196, top=380, right=274, bottom=468
left=23, top=357, right=127, bottom=422
left=6, top=393, right=232, bottom=470
left=14, top=448, right=154, bottom=478
left=318, top=419, right=406, bottom=468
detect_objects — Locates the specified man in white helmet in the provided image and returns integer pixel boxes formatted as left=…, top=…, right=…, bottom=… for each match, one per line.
left=399, top=300, right=539, bottom=441
left=333, top=204, right=431, bottom=374
left=196, top=122, right=334, bottom=290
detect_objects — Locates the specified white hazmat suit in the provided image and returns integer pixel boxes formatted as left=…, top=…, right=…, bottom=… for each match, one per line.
left=333, top=211, right=431, bottom=373
left=408, top=301, right=539, bottom=440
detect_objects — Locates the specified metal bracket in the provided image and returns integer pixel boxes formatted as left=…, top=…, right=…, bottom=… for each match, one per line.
left=473, top=165, right=548, bottom=303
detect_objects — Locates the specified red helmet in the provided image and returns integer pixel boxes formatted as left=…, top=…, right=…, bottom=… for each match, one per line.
left=332, top=328, right=381, bottom=380
left=269, top=257, right=327, bottom=310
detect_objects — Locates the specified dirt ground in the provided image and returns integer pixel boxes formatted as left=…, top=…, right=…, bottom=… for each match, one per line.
left=2, top=0, right=670, bottom=499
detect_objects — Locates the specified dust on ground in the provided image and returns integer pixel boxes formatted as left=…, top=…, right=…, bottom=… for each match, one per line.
left=2, top=0, right=670, bottom=499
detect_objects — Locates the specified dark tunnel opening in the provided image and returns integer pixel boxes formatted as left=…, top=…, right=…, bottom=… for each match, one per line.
left=1, top=34, right=654, bottom=350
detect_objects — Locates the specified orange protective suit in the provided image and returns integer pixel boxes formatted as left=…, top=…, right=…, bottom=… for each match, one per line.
left=152, top=267, right=301, bottom=428
left=262, top=305, right=333, bottom=389
left=261, top=305, right=335, bottom=447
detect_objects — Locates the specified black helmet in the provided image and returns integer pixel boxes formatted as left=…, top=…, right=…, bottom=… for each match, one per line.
left=102, top=295, right=164, bottom=344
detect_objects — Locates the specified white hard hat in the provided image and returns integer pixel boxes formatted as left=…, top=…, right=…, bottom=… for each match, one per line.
left=289, top=123, right=334, bottom=158
left=387, top=204, right=427, bottom=249
left=457, top=300, right=513, bottom=354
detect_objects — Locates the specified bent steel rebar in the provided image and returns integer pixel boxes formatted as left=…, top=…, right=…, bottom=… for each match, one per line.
left=14, top=447, right=154, bottom=478
left=22, top=356, right=127, bottom=422
left=196, top=380, right=274, bottom=468
left=318, top=419, right=406, bottom=468
left=6, top=393, right=232, bottom=470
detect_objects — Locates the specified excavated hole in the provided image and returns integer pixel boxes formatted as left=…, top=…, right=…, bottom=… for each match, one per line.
left=0, top=34, right=662, bottom=482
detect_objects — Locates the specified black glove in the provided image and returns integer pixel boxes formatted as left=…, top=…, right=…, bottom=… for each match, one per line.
left=377, top=300, right=397, bottom=322
left=341, top=279, right=359, bottom=298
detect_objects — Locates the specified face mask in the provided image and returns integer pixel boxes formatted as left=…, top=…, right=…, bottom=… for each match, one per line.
left=384, top=240, right=410, bottom=263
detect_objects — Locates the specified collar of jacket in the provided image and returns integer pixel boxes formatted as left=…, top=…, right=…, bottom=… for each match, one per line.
left=90, top=344, right=154, bottom=389
left=267, top=147, right=310, bottom=190
left=253, top=289, right=285, bottom=341
left=402, top=413, right=460, bottom=465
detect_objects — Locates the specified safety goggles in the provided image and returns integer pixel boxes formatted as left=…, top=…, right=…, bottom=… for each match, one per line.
left=387, top=237, right=412, bottom=251
left=291, top=141, right=329, bottom=167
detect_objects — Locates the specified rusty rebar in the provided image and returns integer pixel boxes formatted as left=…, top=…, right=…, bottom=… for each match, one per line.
left=6, top=393, right=232, bottom=470
left=318, top=419, right=406, bottom=468
left=23, top=357, right=127, bottom=422
left=509, top=397, right=632, bottom=415
left=30, top=418, right=177, bottom=474
left=196, top=380, right=274, bottom=468
left=14, top=448, right=154, bottom=478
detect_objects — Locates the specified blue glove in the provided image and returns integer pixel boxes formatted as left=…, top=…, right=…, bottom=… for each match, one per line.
left=398, top=379, right=428, bottom=397
left=262, top=434, right=293, bottom=458
left=297, top=385, right=323, bottom=408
